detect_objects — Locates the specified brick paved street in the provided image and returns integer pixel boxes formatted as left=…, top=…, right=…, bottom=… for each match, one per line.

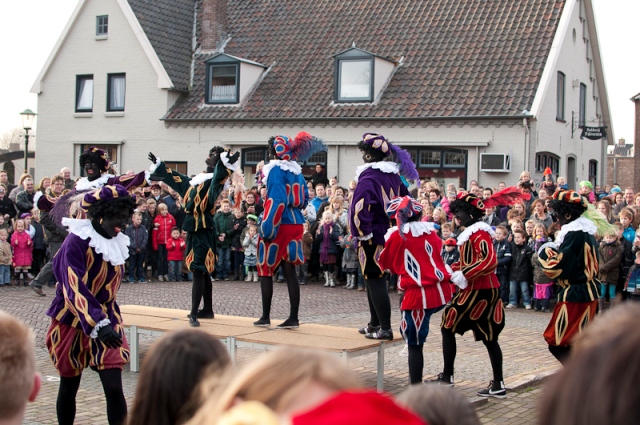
left=0, top=279, right=558, bottom=424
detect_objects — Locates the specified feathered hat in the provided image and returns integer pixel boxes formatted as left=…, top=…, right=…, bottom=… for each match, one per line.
left=358, top=133, right=419, bottom=182
left=386, top=195, right=423, bottom=238
left=453, top=186, right=531, bottom=212
left=79, top=147, right=110, bottom=172
left=81, top=184, right=131, bottom=212
left=270, top=132, right=327, bottom=162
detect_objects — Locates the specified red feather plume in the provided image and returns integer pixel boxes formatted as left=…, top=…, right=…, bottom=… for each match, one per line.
left=483, top=186, right=531, bottom=209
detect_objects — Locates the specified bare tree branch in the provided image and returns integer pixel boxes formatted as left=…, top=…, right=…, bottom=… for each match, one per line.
left=0, top=128, right=23, bottom=150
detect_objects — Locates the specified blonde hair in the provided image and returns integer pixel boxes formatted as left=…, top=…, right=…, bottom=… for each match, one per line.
left=187, top=349, right=361, bottom=425
left=321, top=210, right=335, bottom=221
left=0, top=311, right=36, bottom=419
left=157, top=203, right=168, bottom=212
left=533, top=223, right=548, bottom=238
left=432, top=207, right=447, bottom=226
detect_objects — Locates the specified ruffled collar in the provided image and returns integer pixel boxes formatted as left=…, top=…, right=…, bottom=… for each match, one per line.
left=354, top=162, right=400, bottom=181
left=555, top=216, right=597, bottom=246
left=384, top=221, right=437, bottom=241
left=62, top=218, right=130, bottom=266
left=74, top=174, right=114, bottom=191
left=456, top=221, right=495, bottom=246
left=262, top=160, right=302, bottom=182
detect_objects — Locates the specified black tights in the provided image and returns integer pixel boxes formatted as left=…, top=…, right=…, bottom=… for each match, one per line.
left=190, top=270, right=213, bottom=316
left=548, top=344, right=571, bottom=364
left=442, top=329, right=503, bottom=382
left=57, top=369, right=126, bottom=425
left=259, top=262, right=300, bottom=321
left=408, top=345, right=424, bottom=384
left=365, top=277, right=391, bottom=331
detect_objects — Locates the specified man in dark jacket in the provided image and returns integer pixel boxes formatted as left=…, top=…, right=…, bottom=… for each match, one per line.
left=0, top=185, right=16, bottom=222
left=307, top=164, right=329, bottom=188
left=29, top=175, right=69, bottom=296
left=15, top=178, right=35, bottom=217
left=494, top=226, right=512, bottom=303
left=213, top=199, right=235, bottom=280
left=507, top=229, right=533, bottom=309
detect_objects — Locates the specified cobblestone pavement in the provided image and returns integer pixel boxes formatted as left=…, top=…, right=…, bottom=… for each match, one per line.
left=476, top=383, right=543, bottom=424
left=0, top=279, right=558, bottom=424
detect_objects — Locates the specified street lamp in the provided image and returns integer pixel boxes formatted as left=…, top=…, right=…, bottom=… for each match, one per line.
left=19, top=109, right=36, bottom=174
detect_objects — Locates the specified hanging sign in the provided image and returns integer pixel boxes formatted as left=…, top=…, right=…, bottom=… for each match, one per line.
left=580, top=126, right=607, bottom=140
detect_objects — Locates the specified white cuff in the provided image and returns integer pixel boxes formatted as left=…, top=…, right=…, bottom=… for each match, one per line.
left=450, top=271, right=468, bottom=290
left=90, top=318, right=111, bottom=339
left=445, top=264, right=453, bottom=276
left=357, top=233, right=373, bottom=241
left=537, top=241, right=559, bottom=256
left=220, top=151, right=238, bottom=172
left=149, top=158, right=161, bottom=173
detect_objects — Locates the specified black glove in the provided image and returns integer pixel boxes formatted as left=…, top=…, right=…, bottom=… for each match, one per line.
left=227, top=151, right=240, bottom=165
left=97, top=325, right=123, bottom=349
left=148, top=152, right=158, bottom=164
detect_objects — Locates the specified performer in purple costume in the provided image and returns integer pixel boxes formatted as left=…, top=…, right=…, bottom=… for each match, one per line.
left=30, top=147, right=149, bottom=296
left=349, top=133, right=418, bottom=340
left=45, top=185, right=135, bottom=425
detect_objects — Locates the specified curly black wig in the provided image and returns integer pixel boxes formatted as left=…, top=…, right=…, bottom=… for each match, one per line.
left=357, top=140, right=388, bottom=163
left=87, top=196, right=136, bottom=220
left=449, top=199, right=484, bottom=221
left=548, top=199, right=587, bottom=223
left=79, top=149, right=109, bottom=171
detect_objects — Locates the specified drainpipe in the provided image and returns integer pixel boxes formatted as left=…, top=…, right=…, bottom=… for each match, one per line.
left=613, top=156, right=617, bottom=185
left=523, top=118, right=530, bottom=172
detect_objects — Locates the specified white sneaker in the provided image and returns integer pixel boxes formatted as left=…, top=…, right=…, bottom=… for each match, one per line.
left=399, top=344, right=408, bottom=357
left=525, top=305, right=532, bottom=310
left=506, top=304, right=516, bottom=309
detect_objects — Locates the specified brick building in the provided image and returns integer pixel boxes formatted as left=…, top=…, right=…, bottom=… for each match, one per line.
left=607, top=93, right=640, bottom=190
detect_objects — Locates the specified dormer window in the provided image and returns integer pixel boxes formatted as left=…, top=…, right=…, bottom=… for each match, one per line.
left=205, top=54, right=266, bottom=105
left=333, top=47, right=396, bottom=104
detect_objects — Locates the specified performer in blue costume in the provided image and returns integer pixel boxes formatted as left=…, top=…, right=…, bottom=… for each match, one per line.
left=254, top=132, right=326, bottom=329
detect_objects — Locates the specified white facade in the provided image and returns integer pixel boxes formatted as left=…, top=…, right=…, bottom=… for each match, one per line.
left=33, top=0, right=612, bottom=191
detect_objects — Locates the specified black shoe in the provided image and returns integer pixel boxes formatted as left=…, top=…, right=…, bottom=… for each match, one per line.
left=29, top=281, right=46, bottom=296
left=187, top=314, right=200, bottom=327
left=426, top=372, right=454, bottom=387
left=196, top=309, right=215, bottom=319
left=253, top=318, right=271, bottom=327
left=276, top=319, right=299, bottom=329
left=365, top=328, right=393, bottom=340
left=358, top=324, right=380, bottom=335
left=477, top=380, right=507, bottom=399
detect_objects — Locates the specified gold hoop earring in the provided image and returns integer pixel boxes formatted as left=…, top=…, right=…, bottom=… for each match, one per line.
left=564, top=214, right=571, bottom=219
left=365, top=154, right=372, bottom=161
left=100, top=218, right=104, bottom=224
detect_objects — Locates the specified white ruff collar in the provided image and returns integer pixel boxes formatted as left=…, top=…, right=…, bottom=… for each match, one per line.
left=456, top=221, right=495, bottom=246
left=74, top=174, right=114, bottom=191
left=189, top=173, right=214, bottom=186
left=62, top=218, right=130, bottom=266
left=384, top=221, right=437, bottom=241
left=262, top=160, right=302, bottom=182
left=555, top=216, right=597, bottom=246
left=354, top=162, right=399, bottom=181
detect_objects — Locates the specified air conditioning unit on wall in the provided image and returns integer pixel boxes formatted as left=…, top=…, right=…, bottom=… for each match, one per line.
left=480, top=154, right=511, bottom=172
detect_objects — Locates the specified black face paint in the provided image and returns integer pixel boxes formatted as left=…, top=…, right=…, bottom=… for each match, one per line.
left=84, top=162, right=102, bottom=182
left=99, top=207, right=132, bottom=238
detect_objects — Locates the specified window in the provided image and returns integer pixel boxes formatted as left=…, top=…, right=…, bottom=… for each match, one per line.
left=299, top=151, right=327, bottom=167
left=443, top=151, right=466, bottom=168
left=206, top=63, right=239, bottom=104
left=242, top=148, right=268, bottom=167
left=334, top=48, right=374, bottom=103
left=535, top=152, right=560, bottom=174
left=96, top=15, right=108, bottom=36
left=164, top=161, right=188, bottom=175
left=579, top=83, right=587, bottom=128
left=419, top=151, right=441, bottom=168
left=75, top=75, right=94, bottom=112
left=107, top=73, right=126, bottom=112
left=589, top=160, right=597, bottom=186
left=556, top=72, right=565, bottom=121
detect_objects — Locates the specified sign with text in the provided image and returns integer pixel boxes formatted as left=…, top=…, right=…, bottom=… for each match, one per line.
left=580, top=126, right=607, bottom=140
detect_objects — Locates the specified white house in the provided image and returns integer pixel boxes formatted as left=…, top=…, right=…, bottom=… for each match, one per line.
left=32, top=0, right=613, bottom=191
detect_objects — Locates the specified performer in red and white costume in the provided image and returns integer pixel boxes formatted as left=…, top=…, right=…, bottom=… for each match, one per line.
left=379, top=196, right=455, bottom=384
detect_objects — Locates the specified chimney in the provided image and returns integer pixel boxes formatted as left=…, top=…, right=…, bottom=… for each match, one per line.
left=202, top=0, right=227, bottom=51
left=619, top=138, right=626, bottom=146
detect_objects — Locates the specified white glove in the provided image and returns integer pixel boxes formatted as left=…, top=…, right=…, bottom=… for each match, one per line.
left=450, top=271, right=468, bottom=290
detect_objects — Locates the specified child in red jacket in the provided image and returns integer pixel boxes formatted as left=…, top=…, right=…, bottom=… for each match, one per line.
left=167, top=227, right=187, bottom=282
left=152, top=204, right=176, bottom=282
left=12, top=218, right=33, bottom=286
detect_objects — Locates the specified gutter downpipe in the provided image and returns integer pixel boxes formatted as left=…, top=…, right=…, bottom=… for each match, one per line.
left=523, top=117, right=530, bottom=172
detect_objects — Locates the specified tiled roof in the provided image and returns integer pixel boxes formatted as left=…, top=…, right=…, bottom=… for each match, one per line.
left=612, top=144, right=633, bottom=157
left=165, top=0, right=565, bottom=121
left=128, top=0, right=195, bottom=91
